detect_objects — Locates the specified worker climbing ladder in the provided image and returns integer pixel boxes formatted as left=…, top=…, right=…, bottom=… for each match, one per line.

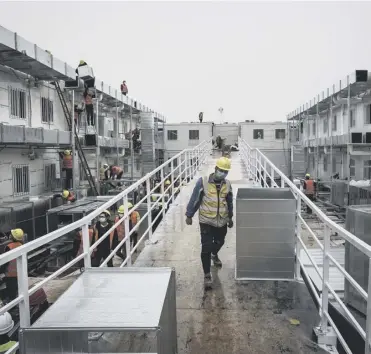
left=54, top=81, right=99, bottom=195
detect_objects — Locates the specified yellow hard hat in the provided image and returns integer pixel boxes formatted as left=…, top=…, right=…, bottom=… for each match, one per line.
left=151, top=195, right=157, bottom=202
left=11, top=229, right=24, bottom=241
left=79, top=60, right=85, bottom=65
left=305, top=173, right=310, bottom=178
left=118, top=205, right=125, bottom=214
left=165, top=180, right=171, bottom=185
left=62, top=190, right=69, bottom=198
left=64, top=150, right=71, bottom=156
left=127, top=202, right=133, bottom=209
left=101, top=210, right=111, bottom=218
left=216, top=157, right=231, bottom=171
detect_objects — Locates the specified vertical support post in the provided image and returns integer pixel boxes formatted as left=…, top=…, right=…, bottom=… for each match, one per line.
left=263, top=159, right=267, bottom=187
left=316, top=100, right=319, bottom=181
left=295, top=196, right=302, bottom=279
left=115, top=94, right=119, bottom=165
left=281, top=177, right=285, bottom=188
left=365, top=258, right=371, bottom=354
left=160, top=167, right=165, bottom=218
left=271, top=166, right=274, bottom=186
left=95, top=96, right=100, bottom=192
left=146, top=178, right=153, bottom=242
left=71, top=90, right=75, bottom=190
left=321, top=225, right=330, bottom=332
left=170, top=158, right=174, bottom=203
left=82, top=223, right=91, bottom=268
left=130, top=105, right=134, bottom=182
left=347, top=75, right=351, bottom=184
left=17, top=254, right=30, bottom=327
left=123, top=195, right=131, bottom=266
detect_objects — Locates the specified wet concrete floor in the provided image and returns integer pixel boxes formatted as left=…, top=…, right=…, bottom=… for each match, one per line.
left=135, top=152, right=327, bottom=354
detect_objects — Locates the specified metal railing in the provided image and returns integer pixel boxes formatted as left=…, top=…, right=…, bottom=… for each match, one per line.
left=0, top=139, right=211, bottom=354
left=239, top=137, right=371, bottom=354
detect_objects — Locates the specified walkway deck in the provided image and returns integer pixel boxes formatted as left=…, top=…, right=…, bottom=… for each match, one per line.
left=134, top=152, right=327, bottom=354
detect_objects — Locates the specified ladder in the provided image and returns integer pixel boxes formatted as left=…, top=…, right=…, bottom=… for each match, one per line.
left=54, top=81, right=99, bottom=195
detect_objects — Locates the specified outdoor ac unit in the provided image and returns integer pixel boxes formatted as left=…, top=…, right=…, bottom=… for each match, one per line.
left=351, top=132, right=363, bottom=144
left=365, top=132, right=371, bottom=144
left=356, top=70, right=368, bottom=83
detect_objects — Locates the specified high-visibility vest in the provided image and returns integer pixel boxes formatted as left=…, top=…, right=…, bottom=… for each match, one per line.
left=111, top=166, right=122, bottom=175
left=199, top=176, right=231, bottom=227
left=6, top=242, right=22, bottom=277
left=305, top=180, right=315, bottom=195
left=114, top=216, right=125, bottom=242
left=0, top=341, right=17, bottom=353
left=62, top=155, right=73, bottom=169
left=77, top=228, right=94, bottom=256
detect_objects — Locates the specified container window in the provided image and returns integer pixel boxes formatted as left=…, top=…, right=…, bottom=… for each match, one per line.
left=253, top=129, right=264, bottom=139
left=13, top=164, right=30, bottom=196
left=9, top=87, right=27, bottom=119
left=350, top=159, right=355, bottom=178
left=167, top=130, right=178, bottom=140
left=41, top=97, right=54, bottom=123
left=363, top=160, right=371, bottom=179
left=44, top=164, right=56, bottom=191
left=189, top=130, right=199, bottom=140
left=312, top=122, right=316, bottom=136
left=275, top=129, right=285, bottom=140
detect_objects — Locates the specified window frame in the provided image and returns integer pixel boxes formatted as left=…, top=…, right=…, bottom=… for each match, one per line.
left=253, top=129, right=264, bottom=140
left=167, top=130, right=178, bottom=140
left=275, top=129, right=286, bottom=140
left=41, top=97, right=54, bottom=124
left=189, top=130, right=200, bottom=140
left=12, top=164, right=30, bottom=196
left=9, top=86, right=27, bottom=120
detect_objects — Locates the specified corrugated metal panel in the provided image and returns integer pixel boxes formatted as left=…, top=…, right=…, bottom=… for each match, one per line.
left=141, top=113, right=156, bottom=174
left=214, top=124, right=239, bottom=145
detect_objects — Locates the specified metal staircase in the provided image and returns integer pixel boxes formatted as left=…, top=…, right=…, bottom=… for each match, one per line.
left=54, top=81, right=99, bottom=195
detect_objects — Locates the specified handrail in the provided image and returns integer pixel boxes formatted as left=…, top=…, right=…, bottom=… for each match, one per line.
left=238, top=137, right=371, bottom=354
left=0, top=139, right=212, bottom=333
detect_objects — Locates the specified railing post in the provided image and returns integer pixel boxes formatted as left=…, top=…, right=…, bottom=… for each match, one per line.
left=185, top=151, right=189, bottom=182
left=17, top=254, right=30, bottom=327
left=170, top=159, right=174, bottom=204
left=160, top=167, right=166, bottom=218
left=263, top=159, right=267, bottom=187
left=321, top=225, right=330, bottom=332
left=254, top=149, right=258, bottom=181
left=365, top=258, right=371, bottom=354
left=123, top=195, right=132, bottom=266
left=295, top=196, right=302, bottom=280
left=146, top=178, right=153, bottom=242
left=82, top=223, right=91, bottom=268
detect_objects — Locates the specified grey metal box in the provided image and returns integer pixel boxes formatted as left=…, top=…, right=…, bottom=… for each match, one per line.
left=330, top=181, right=347, bottom=207
left=20, top=268, right=177, bottom=354
left=43, top=129, right=59, bottom=145
left=58, top=130, right=71, bottom=145
left=1, top=124, right=25, bottom=143
left=236, top=188, right=296, bottom=281
left=25, top=127, right=43, bottom=143
left=344, top=205, right=371, bottom=315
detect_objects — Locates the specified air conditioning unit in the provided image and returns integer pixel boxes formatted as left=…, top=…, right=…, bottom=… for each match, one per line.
left=356, top=70, right=368, bottom=83
left=351, top=132, right=363, bottom=144
left=365, top=132, right=371, bottom=144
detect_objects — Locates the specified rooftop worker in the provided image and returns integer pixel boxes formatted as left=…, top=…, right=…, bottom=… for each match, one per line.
left=60, top=149, right=73, bottom=190
left=185, top=157, right=233, bottom=289
left=103, top=164, right=123, bottom=180
left=83, top=87, right=95, bottom=126
left=0, top=229, right=25, bottom=302
left=303, top=173, right=316, bottom=214
left=0, top=312, right=16, bottom=353
left=76, top=60, right=87, bottom=74
left=53, top=189, right=76, bottom=204
left=121, top=80, right=128, bottom=96
left=199, top=112, right=203, bottom=123
left=92, top=210, right=115, bottom=267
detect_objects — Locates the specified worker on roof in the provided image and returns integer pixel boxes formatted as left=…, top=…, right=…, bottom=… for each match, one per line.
left=0, top=312, right=16, bottom=353
left=83, top=87, right=95, bottom=126
left=60, top=149, right=73, bottom=190
left=53, top=189, right=76, bottom=204
left=92, top=210, right=116, bottom=267
left=199, top=112, right=203, bottom=123
left=0, top=229, right=26, bottom=302
left=185, top=157, right=233, bottom=289
left=303, top=173, right=316, bottom=214
left=121, top=80, right=128, bottom=96
left=103, top=164, right=123, bottom=180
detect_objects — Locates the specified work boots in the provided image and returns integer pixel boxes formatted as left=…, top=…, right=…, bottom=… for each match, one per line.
left=211, top=254, right=222, bottom=267
left=204, top=273, right=213, bottom=289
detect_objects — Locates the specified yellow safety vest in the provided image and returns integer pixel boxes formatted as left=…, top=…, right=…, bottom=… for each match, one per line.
left=199, top=176, right=231, bottom=227
left=0, top=341, right=17, bottom=353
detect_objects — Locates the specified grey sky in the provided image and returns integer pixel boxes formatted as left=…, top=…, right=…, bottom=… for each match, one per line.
left=1, top=1, right=370, bottom=123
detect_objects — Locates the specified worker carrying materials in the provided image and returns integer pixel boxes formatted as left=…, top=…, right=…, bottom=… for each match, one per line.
left=0, top=312, right=16, bottom=353
left=121, top=80, right=128, bottom=96
left=103, top=164, right=123, bottom=180
left=303, top=173, right=316, bottom=214
left=0, top=229, right=25, bottom=302
left=61, top=149, right=73, bottom=190
left=83, top=87, right=95, bottom=126
left=185, top=157, right=233, bottom=289
left=92, top=210, right=115, bottom=267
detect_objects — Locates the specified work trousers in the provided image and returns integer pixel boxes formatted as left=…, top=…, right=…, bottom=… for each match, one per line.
left=200, top=223, right=228, bottom=275
left=306, top=194, right=314, bottom=214
left=5, top=277, right=18, bottom=302
left=86, top=104, right=94, bottom=126
left=92, top=247, right=113, bottom=267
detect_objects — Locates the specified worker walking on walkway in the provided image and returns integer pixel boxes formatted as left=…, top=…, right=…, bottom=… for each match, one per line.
left=185, top=157, right=233, bottom=289
left=0, top=312, right=16, bottom=353
left=114, top=205, right=126, bottom=260
left=303, top=173, right=316, bottom=214
left=92, top=210, right=115, bottom=267
left=0, top=229, right=25, bottom=302
left=128, top=203, right=140, bottom=253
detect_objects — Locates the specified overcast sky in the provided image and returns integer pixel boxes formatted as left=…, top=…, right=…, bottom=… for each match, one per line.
left=1, top=1, right=371, bottom=123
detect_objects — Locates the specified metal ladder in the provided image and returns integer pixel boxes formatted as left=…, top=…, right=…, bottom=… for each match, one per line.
left=54, top=81, right=99, bottom=195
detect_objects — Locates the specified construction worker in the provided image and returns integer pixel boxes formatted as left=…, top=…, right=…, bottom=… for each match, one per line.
left=199, top=112, right=203, bottom=123
left=0, top=312, right=16, bottom=353
left=215, top=135, right=223, bottom=150
left=92, top=210, right=115, bottom=267
left=62, top=190, right=76, bottom=204
left=61, top=150, right=73, bottom=190
left=128, top=202, right=140, bottom=252
left=103, top=164, right=123, bottom=180
left=303, top=173, right=316, bottom=214
left=114, top=205, right=126, bottom=260
left=185, top=157, right=233, bottom=289
left=83, top=87, right=95, bottom=126
left=121, top=80, right=128, bottom=96
left=0, top=229, right=25, bottom=302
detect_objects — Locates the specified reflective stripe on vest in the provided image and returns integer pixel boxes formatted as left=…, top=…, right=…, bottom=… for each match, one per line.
left=6, top=242, right=22, bottom=277
left=199, top=176, right=230, bottom=227
left=62, top=155, right=73, bottom=169
left=77, top=229, right=94, bottom=256
left=305, top=180, right=314, bottom=195
left=114, top=216, right=125, bottom=241
left=0, top=341, right=17, bottom=353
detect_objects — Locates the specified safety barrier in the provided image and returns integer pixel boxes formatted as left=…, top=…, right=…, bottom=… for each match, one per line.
left=239, top=137, right=371, bottom=354
left=0, top=139, right=211, bottom=354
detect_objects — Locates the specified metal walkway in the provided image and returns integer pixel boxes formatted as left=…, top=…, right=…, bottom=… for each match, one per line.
left=134, top=152, right=326, bottom=354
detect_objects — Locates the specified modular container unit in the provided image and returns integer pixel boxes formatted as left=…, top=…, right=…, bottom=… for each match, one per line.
left=235, top=188, right=296, bottom=280
left=330, top=181, right=347, bottom=207
left=348, top=185, right=371, bottom=206
left=344, top=205, right=371, bottom=315
left=20, top=268, right=177, bottom=354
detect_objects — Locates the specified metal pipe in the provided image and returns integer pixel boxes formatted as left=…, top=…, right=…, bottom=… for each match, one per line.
left=95, top=96, right=100, bottom=192
left=130, top=106, right=134, bottom=181
left=71, top=90, right=75, bottom=190
left=116, top=93, right=119, bottom=165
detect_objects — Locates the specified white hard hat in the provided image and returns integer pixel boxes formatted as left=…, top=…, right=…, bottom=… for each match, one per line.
left=0, top=312, right=14, bottom=334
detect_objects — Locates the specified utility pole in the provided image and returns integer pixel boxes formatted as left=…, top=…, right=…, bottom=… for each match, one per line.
left=130, top=105, right=134, bottom=181
left=71, top=90, right=75, bottom=190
